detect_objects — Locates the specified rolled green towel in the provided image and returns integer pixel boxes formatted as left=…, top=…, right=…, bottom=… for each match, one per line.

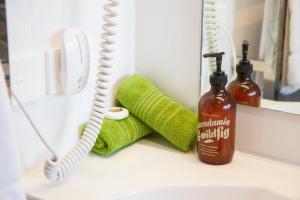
left=80, top=114, right=153, bottom=155
left=117, top=74, right=198, bottom=152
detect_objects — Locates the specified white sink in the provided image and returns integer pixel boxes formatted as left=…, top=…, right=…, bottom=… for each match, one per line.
left=117, top=185, right=288, bottom=200
left=22, top=148, right=300, bottom=200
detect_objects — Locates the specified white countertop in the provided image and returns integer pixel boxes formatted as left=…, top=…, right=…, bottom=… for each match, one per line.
left=261, top=99, right=300, bottom=115
left=22, top=135, right=300, bottom=200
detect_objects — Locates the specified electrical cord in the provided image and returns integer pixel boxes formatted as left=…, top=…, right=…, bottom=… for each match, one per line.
left=11, top=91, right=59, bottom=159
left=218, top=25, right=237, bottom=77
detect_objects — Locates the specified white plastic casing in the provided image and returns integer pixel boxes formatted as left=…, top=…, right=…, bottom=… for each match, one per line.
left=10, top=53, right=46, bottom=103
left=61, top=28, right=90, bottom=94
left=45, top=48, right=61, bottom=95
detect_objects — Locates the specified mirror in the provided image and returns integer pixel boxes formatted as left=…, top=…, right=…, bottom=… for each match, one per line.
left=201, top=0, right=300, bottom=115
left=0, top=0, right=9, bottom=87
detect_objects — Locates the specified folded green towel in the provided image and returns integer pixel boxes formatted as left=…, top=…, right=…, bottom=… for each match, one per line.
left=80, top=114, right=153, bottom=155
left=117, top=74, right=198, bottom=152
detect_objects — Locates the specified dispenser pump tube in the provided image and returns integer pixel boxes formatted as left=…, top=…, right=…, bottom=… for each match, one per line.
left=242, top=40, right=249, bottom=61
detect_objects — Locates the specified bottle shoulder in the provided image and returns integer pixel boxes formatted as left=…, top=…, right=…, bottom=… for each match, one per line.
left=199, top=90, right=236, bottom=110
left=227, top=79, right=261, bottom=95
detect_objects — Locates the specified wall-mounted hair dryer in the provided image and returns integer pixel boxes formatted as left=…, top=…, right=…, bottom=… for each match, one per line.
left=12, top=0, right=119, bottom=182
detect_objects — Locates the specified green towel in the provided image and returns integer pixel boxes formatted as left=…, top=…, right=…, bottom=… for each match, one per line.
left=80, top=114, right=153, bottom=155
left=117, top=74, right=198, bottom=152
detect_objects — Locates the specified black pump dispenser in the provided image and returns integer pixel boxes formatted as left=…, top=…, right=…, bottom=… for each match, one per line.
left=237, top=40, right=253, bottom=74
left=203, top=52, right=227, bottom=85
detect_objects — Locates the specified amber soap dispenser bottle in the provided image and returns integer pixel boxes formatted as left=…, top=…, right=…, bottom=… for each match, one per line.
left=227, top=40, right=261, bottom=107
left=198, top=52, right=236, bottom=165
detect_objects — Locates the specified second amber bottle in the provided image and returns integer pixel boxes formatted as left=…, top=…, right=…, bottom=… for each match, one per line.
left=227, top=40, right=261, bottom=107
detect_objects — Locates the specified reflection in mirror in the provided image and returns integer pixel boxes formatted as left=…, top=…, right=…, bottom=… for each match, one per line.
left=0, top=0, right=9, bottom=88
left=201, top=0, right=300, bottom=115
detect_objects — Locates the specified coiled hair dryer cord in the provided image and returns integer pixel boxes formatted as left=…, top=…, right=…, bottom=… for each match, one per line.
left=44, top=0, right=119, bottom=181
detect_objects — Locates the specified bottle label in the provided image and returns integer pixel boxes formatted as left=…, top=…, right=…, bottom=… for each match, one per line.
left=198, top=114, right=232, bottom=157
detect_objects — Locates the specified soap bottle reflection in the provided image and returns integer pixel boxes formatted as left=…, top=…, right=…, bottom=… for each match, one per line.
left=227, top=40, right=261, bottom=107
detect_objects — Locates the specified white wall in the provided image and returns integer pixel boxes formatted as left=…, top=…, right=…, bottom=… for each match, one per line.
left=135, top=0, right=202, bottom=111
left=6, top=0, right=135, bottom=168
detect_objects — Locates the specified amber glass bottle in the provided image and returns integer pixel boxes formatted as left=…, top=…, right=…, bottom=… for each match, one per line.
left=198, top=52, right=236, bottom=165
left=227, top=40, right=261, bottom=107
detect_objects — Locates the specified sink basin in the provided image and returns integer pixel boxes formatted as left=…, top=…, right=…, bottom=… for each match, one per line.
left=116, top=185, right=288, bottom=200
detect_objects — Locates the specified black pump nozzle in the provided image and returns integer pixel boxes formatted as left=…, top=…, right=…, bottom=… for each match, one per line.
left=237, top=40, right=253, bottom=74
left=242, top=40, right=249, bottom=61
left=203, top=52, right=225, bottom=73
left=203, top=52, right=227, bottom=85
